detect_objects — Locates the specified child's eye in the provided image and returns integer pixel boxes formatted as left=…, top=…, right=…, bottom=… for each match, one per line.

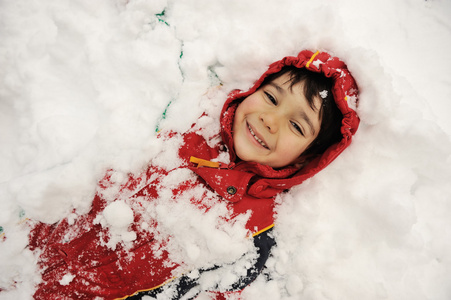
left=264, top=92, right=277, bottom=105
left=291, top=121, right=304, bottom=136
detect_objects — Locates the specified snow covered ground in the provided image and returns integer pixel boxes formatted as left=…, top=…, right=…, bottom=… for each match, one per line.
left=1, top=0, right=451, bottom=299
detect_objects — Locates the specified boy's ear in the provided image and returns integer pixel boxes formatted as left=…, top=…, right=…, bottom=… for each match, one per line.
left=293, top=154, right=317, bottom=169
left=293, top=156, right=307, bottom=169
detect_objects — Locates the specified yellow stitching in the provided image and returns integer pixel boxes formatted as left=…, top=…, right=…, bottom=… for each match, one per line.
left=252, top=224, right=275, bottom=237
left=114, top=277, right=177, bottom=300
left=306, top=51, right=320, bottom=68
left=18, top=217, right=29, bottom=225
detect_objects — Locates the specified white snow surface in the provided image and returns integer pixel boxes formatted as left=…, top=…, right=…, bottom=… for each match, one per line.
left=1, top=0, right=451, bottom=299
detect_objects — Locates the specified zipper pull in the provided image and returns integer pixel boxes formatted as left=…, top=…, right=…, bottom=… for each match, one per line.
left=190, top=156, right=219, bottom=168
left=190, top=156, right=234, bottom=169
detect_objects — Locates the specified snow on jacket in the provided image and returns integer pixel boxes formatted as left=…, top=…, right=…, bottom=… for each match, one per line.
left=28, top=50, right=359, bottom=300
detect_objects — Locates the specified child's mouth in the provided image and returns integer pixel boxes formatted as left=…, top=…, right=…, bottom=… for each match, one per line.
left=248, top=124, right=269, bottom=149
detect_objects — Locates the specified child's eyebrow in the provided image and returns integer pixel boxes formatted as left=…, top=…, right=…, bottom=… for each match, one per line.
left=268, top=82, right=285, bottom=95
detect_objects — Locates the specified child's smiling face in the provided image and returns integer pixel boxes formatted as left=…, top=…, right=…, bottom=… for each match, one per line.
left=232, top=73, right=322, bottom=168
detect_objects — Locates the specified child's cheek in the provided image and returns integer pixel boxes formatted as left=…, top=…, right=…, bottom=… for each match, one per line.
left=280, top=136, right=308, bottom=160
left=240, top=94, right=262, bottom=112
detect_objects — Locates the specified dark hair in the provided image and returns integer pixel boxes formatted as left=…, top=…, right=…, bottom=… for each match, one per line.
left=261, top=66, right=343, bottom=158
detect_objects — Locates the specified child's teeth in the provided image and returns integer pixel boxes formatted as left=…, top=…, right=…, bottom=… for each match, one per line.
left=248, top=125, right=267, bottom=148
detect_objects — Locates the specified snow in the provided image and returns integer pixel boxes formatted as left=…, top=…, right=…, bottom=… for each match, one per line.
left=1, top=0, right=451, bottom=299
left=58, top=273, right=75, bottom=286
left=319, top=90, right=328, bottom=99
left=102, top=200, right=134, bottom=229
left=93, top=200, right=137, bottom=250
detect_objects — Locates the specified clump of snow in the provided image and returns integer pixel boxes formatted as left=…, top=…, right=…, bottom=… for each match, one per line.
left=151, top=133, right=184, bottom=171
left=312, top=59, right=324, bottom=69
left=59, top=273, right=75, bottom=286
left=94, top=200, right=137, bottom=250
left=102, top=201, right=134, bottom=229
left=1, top=0, right=451, bottom=299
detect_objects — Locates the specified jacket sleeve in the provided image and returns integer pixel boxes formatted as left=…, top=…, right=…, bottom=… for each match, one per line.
left=126, top=228, right=276, bottom=300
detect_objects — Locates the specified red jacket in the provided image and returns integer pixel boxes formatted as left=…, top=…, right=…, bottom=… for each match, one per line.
left=29, top=50, right=359, bottom=299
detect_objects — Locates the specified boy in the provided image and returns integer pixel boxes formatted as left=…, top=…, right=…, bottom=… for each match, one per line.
left=28, top=50, right=359, bottom=299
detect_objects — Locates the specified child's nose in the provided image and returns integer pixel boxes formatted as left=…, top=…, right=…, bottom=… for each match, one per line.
left=260, top=112, right=278, bottom=133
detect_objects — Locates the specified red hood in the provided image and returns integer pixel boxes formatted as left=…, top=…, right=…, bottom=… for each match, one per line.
left=220, top=50, right=360, bottom=194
